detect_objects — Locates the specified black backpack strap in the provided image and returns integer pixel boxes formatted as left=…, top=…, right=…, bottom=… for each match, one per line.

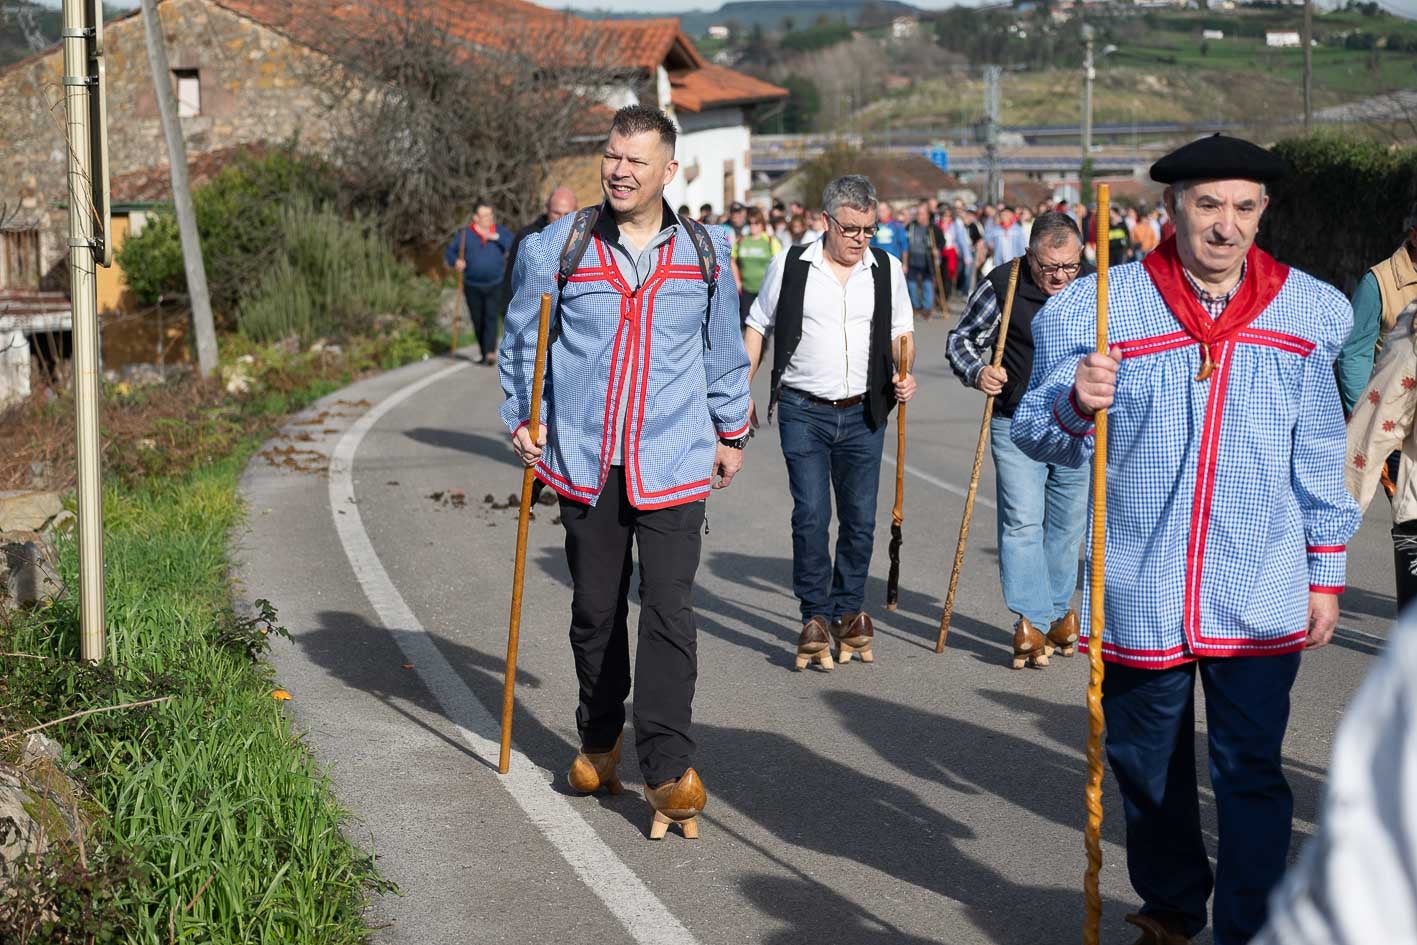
left=677, top=214, right=719, bottom=299
left=557, top=205, right=601, bottom=292
left=677, top=214, right=721, bottom=349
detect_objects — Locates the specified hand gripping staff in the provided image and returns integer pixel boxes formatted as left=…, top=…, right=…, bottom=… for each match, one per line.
left=885, top=335, right=914, bottom=610
left=499, top=291, right=553, bottom=775
left=936, top=257, right=1021, bottom=651
left=1083, top=183, right=1111, bottom=945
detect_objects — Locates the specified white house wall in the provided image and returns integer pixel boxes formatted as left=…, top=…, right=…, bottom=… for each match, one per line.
left=665, top=108, right=750, bottom=214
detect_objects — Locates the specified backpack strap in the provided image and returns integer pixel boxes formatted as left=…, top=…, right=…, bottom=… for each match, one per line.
left=676, top=214, right=719, bottom=299
left=557, top=205, right=602, bottom=292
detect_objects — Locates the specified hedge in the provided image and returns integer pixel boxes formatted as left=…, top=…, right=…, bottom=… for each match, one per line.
left=1258, top=134, right=1417, bottom=293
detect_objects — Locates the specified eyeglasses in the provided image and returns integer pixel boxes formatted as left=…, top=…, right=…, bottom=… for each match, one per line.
left=826, top=213, right=878, bottom=241
left=1033, top=260, right=1082, bottom=277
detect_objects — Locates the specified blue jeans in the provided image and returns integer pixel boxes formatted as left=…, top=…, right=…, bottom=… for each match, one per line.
left=777, top=389, right=886, bottom=622
left=990, top=415, right=1088, bottom=628
left=906, top=263, right=934, bottom=311
left=1103, top=653, right=1301, bottom=945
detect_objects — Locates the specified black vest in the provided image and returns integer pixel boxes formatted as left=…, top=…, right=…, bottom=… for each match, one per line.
left=986, top=257, right=1093, bottom=418
left=768, top=245, right=897, bottom=430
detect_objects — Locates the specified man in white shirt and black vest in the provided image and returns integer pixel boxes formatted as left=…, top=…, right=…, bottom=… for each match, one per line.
left=743, top=175, right=917, bottom=670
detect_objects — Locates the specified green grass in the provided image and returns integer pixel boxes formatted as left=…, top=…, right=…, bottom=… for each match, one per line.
left=0, top=334, right=447, bottom=942
left=3, top=461, right=384, bottom=943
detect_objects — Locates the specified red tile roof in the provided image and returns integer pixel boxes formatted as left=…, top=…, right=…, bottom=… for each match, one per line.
left=669, top=64, right=787, bottom=113
left=213, top=0, right=714, bottom=77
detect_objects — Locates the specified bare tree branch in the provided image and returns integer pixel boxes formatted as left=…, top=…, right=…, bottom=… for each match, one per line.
left=312, top=0, right=629, bottom=248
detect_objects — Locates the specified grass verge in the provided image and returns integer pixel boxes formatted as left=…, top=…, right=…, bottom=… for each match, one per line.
left=0, top=326, right=445, bottom=942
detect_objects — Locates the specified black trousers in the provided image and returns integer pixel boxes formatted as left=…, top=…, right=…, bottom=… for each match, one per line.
left=462, top=283, right=502, bottom=359
left=559, top=467, right=705, bottom=787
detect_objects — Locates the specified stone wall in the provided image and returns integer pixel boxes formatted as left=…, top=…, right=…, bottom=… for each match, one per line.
left=0, top=0, right=342, bottom=299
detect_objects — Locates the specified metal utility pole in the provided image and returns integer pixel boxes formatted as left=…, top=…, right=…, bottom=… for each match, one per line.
left=984, top=64, right=1002, bottom=205
left=1302, top=0, right=1314, bottom=133
left=63, top=0, right=112, bottom=663
left=140, top=0, right=217, bottom=378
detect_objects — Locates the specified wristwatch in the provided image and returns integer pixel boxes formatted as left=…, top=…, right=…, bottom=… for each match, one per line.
left=718, top=433, right=750, bottom=450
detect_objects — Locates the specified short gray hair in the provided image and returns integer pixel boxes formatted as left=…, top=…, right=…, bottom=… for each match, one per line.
left=1029, top=211, right=1082, bottom=252
left=822, top=175, right=877, bottom=218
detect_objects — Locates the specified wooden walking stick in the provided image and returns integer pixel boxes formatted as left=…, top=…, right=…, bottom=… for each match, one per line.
left=929, top=230, right=949, bottom=318
left=885, top=335, right=913, bottom=610
left=1083, top=183, right=1112, bottom=945
left=451, top=228, right=466, bottom=355
left=499, top=291, right=554, bottom=775
left=936, top=257, right=1021, bottom=652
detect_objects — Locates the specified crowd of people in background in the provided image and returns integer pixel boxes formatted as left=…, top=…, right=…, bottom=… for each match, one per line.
left=447, top=188, right=1180, bottom=361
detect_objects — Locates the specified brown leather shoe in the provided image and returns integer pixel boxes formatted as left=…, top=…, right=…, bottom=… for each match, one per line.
left=1046, top=610, right=1079, bottom=657
left=830, top=612, right=875, bottom=664
left=568, top=733, right=623, bottom=795
left=1124, top=913, right=1191, bottom=945
left=644, top=767, right=706, bottom=840
left=1011, top=618, right=1050, bottom=669
left=795, top=617, right=833, bottom=671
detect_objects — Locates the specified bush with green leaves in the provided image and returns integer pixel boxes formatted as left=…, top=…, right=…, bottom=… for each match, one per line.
left=1258, top=135, right=1417, bottom=292
left=112, top=210, right=184, bottom=307
left=114, top=145, right=339, bottom=323
left=236, top=202, right=440, bottom=344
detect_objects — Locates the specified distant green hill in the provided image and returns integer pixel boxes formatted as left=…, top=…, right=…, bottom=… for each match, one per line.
left=0, top=0, right=133, bottom=70
left=574, top=0, right=921, bottom=38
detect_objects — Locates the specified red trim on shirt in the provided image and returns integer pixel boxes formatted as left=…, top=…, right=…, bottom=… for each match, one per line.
left=597, top=307, right=632, bottom=491
left=535, top=463, right=597, bottom=499
left=628, top=243, right=714, bottom=502
left=1115, top=331, right=1193, bottom=359
left=1310, top=584, right=1345, bottom=595
left=1082, top=632, right=1309, bottom=668
left=718, top=419, right=752, bottom=439
left=1183, top=340, right=1236, bottom=648
left=1235, top=328, right=1316, bottom=358
left=1307, top=545, right=1345, bottom=554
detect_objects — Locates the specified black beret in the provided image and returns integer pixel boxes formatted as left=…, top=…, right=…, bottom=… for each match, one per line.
left=1149, top=133, right=1288, bottom=185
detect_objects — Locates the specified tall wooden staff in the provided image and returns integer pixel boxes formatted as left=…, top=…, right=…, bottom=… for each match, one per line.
left=935, top=257, right=1021, bottom=652
left=451, top=228, right=466, bottom=355
left=1083, top=182, right=1112, bottom=945
left=929, top=228, right=949, bottom=318
left=499, top=292, right=554, bottom=774
left=886, top=335, right=913, bottom=610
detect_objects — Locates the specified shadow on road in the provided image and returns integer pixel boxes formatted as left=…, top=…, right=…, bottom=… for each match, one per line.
left=403, top=426, right=522, bottom=466
left=702, top=549, right=1014, bottom=667
left=697, top=714, right=1133, bottom=945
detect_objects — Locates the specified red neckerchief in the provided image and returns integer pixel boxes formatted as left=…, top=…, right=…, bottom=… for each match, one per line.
left=1141, top=236, right=1289, bottom=380
left=469, top=223, right=498, bottom=246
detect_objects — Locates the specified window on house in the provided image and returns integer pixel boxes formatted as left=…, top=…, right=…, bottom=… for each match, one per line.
left=174, top=69, right=200, bottom=117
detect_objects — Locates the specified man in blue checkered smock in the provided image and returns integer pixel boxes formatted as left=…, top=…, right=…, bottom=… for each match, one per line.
left=1011, top=135, right=1360, bottom=945
left=499, top=105, right=751, bottom=837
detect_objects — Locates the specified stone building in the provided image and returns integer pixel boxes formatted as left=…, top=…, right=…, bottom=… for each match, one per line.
left=0, top=0, right=784, bottom=399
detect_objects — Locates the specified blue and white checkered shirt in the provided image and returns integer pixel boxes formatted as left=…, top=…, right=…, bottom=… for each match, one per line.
left=1010, top=260, right=1359, bottom=668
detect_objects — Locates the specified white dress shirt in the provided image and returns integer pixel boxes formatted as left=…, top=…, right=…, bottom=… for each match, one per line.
left=746, top=239, right=913, bottom=400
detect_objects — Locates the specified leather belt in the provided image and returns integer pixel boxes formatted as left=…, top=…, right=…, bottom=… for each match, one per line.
left=782, top=385, right=865, bottom=409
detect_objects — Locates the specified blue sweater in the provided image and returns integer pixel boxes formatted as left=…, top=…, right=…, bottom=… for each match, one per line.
left=445, top=225, right=514, bottom=288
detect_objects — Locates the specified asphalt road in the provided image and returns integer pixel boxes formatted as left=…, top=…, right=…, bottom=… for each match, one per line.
left=234, top=314, right=1395, bottom=945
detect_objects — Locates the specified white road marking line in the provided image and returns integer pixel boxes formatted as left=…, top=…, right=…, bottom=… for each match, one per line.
left=881, top=453, right=997, bottom=510
left=329, top=362, right=702, bottom=945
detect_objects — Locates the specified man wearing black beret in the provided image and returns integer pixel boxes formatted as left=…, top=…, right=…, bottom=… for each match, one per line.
left=1012, top=134, right=1360, bottom=944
